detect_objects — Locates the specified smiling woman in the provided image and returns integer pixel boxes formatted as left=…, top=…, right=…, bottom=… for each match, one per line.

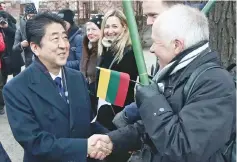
left=96, top=9, right=138, bottom=132
left=80, top=14, right=104, bottom=114
left=94, top=10, right=139, bottom=162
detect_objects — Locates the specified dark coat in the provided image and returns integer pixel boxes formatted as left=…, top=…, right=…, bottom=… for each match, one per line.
left=112, top=102, right=140, bottom=128
left=0, top=11, right=15, bottom=55
left=3, top=11, right=16, bottom=25
left=108, top=50, right=236, bottom=162
left=66, top=25, right=83, bottom=70
left=3, top=60, right=108, bottom=162
left=80, top=37, right=99, bottom=115
left=96, top=46, right=138, bottom=130
left=80, top=36, right=98, bottom=84
left=12, top=17, right=32, bottom=67
left=0, top=142, right=11, bottom=162
left=0, top=11, right=23, bottom=74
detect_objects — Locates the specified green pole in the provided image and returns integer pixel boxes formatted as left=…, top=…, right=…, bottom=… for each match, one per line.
left=122, top=0, right=216, bottom=85
left=201, top=0, right=216, bottom=15
left=122, top=0, right=149, bottom=85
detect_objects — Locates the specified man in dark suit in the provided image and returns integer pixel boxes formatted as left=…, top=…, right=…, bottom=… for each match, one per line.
left=3, top=12, right=112, bottom=162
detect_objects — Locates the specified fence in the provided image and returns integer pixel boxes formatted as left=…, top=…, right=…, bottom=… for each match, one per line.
left=38, top=1, right=143, bottom=25
left=3, top=0, right=145, bottom=44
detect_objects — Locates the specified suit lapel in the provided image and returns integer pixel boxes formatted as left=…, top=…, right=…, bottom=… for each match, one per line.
left=28, top=62, right=69, bottom=118
left=65, top=68, right=90, bottom=130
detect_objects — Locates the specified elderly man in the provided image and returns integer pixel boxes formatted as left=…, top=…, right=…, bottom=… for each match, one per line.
left=112, top=0, right=182, bottom=129
left=91, top=5, right=236, bottom=162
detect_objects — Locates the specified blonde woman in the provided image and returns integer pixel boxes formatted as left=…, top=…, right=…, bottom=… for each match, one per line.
left=96, top=9, right=138, bottom=131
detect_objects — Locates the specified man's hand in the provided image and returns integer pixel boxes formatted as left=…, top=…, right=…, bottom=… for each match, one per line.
left=136, top=81, right=160, bottom=108
left=87, top=134, right=113, bottom=160
left=21, top=40, right=29, bottom=48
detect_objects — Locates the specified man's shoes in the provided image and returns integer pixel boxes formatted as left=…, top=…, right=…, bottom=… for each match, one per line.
left=0, top=108, right=5, bottom=115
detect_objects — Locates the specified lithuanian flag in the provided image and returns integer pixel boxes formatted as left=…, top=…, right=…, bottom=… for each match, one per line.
left=97, top=68, right=130, bottom=107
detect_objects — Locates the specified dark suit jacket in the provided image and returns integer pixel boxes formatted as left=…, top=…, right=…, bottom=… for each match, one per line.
left=3, top=60, right=107, bottom=162
left=0, top=142, right=11, bottom=162
left=96, top=46, right=138, bottom=130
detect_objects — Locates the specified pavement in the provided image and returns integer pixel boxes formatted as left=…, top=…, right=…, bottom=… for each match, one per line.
left=0, top=49, right=156, bottom=162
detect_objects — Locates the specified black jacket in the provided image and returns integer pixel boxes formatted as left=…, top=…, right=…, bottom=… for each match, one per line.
left=108, top=50, right=236, bottom=162
left=96, top=46, right=138, bottom=130
left=12, top=17, right=32, bottom=67
left=0, top=12, right=15, bottom=55
left=0, top=142, right=11, bottom=162
left=0, top=11, right=23, bottom=73
left=3, top=60, right=108, bottom=162
left=66, top=25, right=83, bottom=70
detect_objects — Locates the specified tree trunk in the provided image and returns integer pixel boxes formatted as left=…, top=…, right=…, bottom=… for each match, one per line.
left=208, top=1, right=236, bottom=68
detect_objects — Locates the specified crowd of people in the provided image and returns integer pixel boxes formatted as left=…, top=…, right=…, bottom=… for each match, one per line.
left=0, top=1, right=235, bottom=162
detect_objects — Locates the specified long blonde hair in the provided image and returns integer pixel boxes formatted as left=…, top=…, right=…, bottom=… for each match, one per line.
left=98, top=9, right=131, bottom=63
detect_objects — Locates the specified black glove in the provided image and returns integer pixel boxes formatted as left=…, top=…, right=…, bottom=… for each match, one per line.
left=135, top=81, right=160, bottom=108
left=112, top=110, right=129, bottom=128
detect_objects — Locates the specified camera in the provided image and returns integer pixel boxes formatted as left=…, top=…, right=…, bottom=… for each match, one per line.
left=0, top=17, right=7, bottom=26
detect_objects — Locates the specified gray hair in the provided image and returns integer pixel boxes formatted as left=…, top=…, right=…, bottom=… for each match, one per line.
left=153, top=4, right=209, bottom=50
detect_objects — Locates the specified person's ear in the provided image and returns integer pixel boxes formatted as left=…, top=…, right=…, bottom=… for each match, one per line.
left=123, top=24, right=127, bottom=32
left=30, top=42, right=40, bottom=57
left=173, top=39, right=184, bottom=55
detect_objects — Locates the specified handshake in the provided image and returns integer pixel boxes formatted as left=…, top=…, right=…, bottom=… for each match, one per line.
left=87, top=134, right=113, bottom=160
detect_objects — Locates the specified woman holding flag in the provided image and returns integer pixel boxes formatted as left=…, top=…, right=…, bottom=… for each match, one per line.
left=96, top=9, right=138, bottom=131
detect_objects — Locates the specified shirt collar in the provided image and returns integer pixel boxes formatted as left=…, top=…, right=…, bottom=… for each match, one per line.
left=49, top=68, right=62, bottom=80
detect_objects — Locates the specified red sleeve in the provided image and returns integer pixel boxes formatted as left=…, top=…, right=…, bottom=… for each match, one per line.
left=0, top=33, right=6, bottom=53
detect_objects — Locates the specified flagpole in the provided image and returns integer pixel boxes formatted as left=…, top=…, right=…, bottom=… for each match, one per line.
left=201, top=0, right=216, bottom=15
left=96, top=67, right=144, bottom=86
left=122, top=0, right=149, bottom=85
left=122, top=0, right=216, bottom=86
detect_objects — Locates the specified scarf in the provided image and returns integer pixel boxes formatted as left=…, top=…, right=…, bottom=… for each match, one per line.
left=153, top=41, right=210, bottom=92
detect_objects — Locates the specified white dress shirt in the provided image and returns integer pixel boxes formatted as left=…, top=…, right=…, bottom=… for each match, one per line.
left=49, top=69, right=63, bottom=86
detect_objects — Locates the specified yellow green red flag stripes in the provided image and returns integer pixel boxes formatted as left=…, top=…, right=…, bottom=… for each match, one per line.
left=97, top=68, right=130, bottom=107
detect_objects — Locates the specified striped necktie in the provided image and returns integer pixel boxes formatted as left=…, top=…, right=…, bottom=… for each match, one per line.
left=54, top=77, right=67, bottom=102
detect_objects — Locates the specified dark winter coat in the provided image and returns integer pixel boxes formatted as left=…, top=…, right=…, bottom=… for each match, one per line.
left=112, top=102, right=141, bottom=128
left=80, top=37, right=99, bottom=115
left=96, top=45, right=138, bottom=130
left=80, top=36, right=98, bottom=84
left=3, top=59, right=108, bottom=162
left=108, top=50, right=236, bottom=162
left=66, top=25, right=83, bottom=70
left=0, top=142, right=11, bottom=162
left=0, top=11, right=23, bottom=74
left=0, top=11, right=15, bottom=55
left=12, top=17, right=32, bottom=67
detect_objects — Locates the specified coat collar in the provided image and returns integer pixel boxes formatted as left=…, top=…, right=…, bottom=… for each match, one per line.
left=68, top=25, right=79, bottom=37
left=169, top=50, right=221, bottom=92
left=28, top=59, right=88, bottom=130
left=153, top=42, right=211, bottom=83
left=28, top=60, right=69, bottom=118
left=64, top=68, right=91, bottom=130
